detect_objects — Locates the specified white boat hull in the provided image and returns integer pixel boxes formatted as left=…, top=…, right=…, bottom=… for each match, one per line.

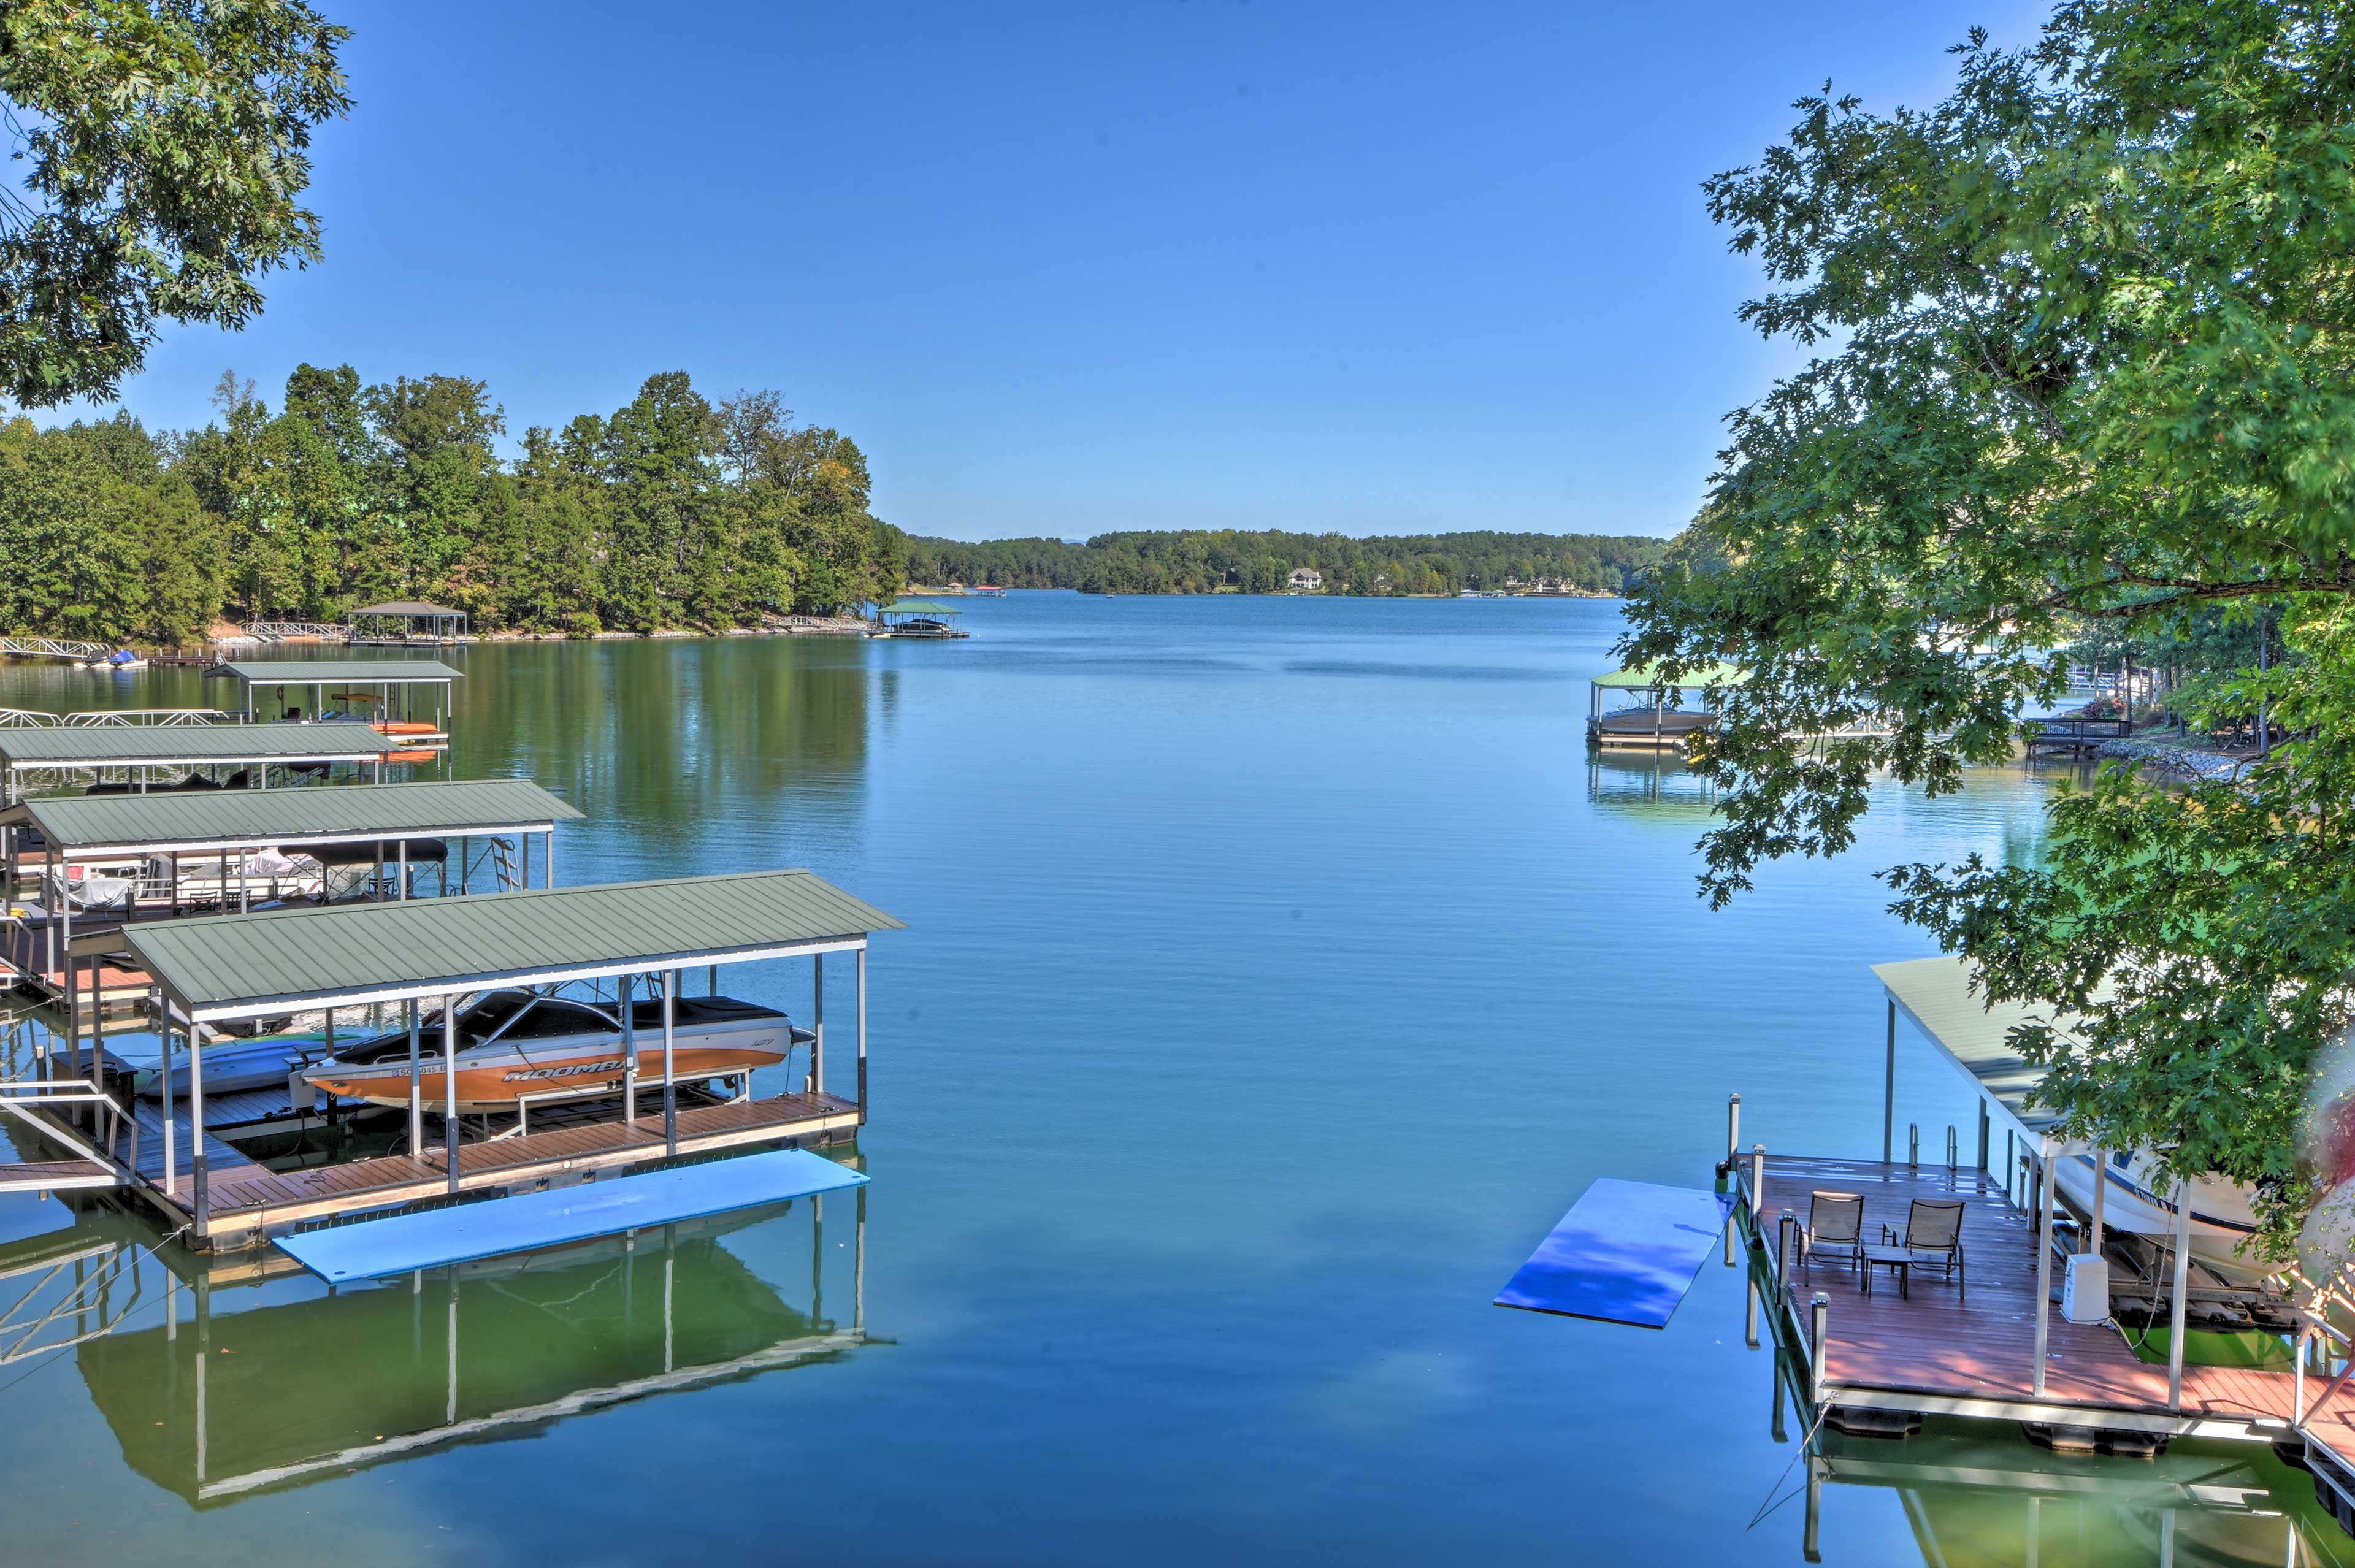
left=2050, top=1152, right=2265, bottom=1283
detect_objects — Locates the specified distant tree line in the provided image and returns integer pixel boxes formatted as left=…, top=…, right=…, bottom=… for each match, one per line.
left=902, top=529, right=1666, bottom=597
left=0, top=367, right=906, bottom=644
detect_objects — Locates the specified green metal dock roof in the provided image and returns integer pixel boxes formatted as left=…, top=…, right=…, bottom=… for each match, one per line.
left=0, top=722, right=399, bottom=770
left=126, top=870, right=908, bottom=1020
left=1592, top=660, right=1747, bottom=690
left=878, top=599, right=962, bottom=616
left=209, top=660, right=463, bottom=686
left=2, top=778, right=581, bottom=854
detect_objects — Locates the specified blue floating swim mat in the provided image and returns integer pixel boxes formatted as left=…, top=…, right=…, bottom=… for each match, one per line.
left=276, top=1148, right=867, bottom=1282
left=1494, top=1177, right=1734, bottom=1329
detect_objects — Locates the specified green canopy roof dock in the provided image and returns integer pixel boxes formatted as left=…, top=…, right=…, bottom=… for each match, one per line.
left=1586, top=661, right=1744, bottom=751
left=0, top=779, right=586, bottom=1018
left=25, top=870, right=909, bottom=1252
left=207, top=658, right=460, bottom=743
left=871, top=599, right=970, bottom=639
left=0, top=721, right=402, bottom=805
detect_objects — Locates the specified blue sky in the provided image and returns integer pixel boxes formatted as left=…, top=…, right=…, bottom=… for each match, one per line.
left=91, top=0, right=2051, bottom=541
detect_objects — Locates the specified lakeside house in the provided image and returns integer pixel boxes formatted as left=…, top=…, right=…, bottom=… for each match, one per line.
left=1287, top=567, right=1323, bottom=592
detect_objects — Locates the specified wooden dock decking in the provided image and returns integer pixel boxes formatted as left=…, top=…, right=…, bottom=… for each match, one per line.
left=1755, top=1155, right=2301, bottom=1438
left=0, top=922, right=152, bottom=1009
left=137, top=1088, right=861, bottom=1245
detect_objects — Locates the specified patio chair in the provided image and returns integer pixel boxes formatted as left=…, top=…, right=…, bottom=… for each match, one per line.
left=1801, top=1190, right=1866, bottom=1275
left=1884, top=1199, right=1967, bottom=1301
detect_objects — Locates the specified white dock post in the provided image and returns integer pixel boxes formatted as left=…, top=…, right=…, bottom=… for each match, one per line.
left=661, top=969, right=677, bottom=1157
left=1809, top=1292, right=1829, bottom=1405
left=620, top=974, right=637, bottom=1124
left=189, top=1018, right=207, bottom=1239
left=2033, top=1135, right=2055, bottom=1396
left=1726, top=1093, right=1740, bottom=1164
left=1750, top=1144, right=1766, bottom=1213
left=157, top=986, right=177, bottom=1198
left=443, top=996, right=459, bottom=1196
left=406, top=999, right=421, bottom=1157
left=856, top=946, right=868, bottom=1114
left=1745, top=1277, right=1760, bottom=1348
left=2167, top=1177, right=2192, bottom=1411
left=811, top=952, right=824, bottom=1098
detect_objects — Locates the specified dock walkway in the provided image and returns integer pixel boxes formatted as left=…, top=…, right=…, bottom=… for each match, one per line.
left=1755, top=1155, right=2298, bottom=1438
left=145, top=1088, right=860, bottom=1246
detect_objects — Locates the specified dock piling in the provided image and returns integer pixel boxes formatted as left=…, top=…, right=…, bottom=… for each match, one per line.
left=1809, top=1292, right=1829, bottom=1405
left=1726, top=1093, right=1741, bottom=1165
left=1745, top=1277, right=1760, bottom=1348
left=662, top=969, right=678, bottom=1157
left=443, top=998, right=458, bottom=1195
left=620, top=974, right=637, bottom=1125
left=1749, top=1144, right=1765, bottom=1214
left=2032, top=1134, right=2055, bottom=1396
left=1777, top=1210, right=1794, bottom=1290
left=2167, top=1177, right=2192, bottom=1411
left=1907, top=1122, right=1918, bottom=1169
left=1882, top=999, right=1896, bottom=1162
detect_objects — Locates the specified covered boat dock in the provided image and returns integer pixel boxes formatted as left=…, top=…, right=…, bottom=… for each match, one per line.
left=0, top=779, right=584, bottom=1013
left=871, top=599, right=970, bottom=639
left=343, top=599, right=471, bottom=647
left=206, top=659, right=460, bottom=746
left=0, top=722, right=401, bottom=805
left=1717, top=954, right=2346, bottom=1483
left=71, top=869, right=903, bottom=1250
left=1585, top=660, right=1742, bottom=751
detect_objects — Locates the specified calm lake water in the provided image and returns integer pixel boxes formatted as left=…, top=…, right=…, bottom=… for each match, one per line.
left=0, top=592, right=2338, bottom=1565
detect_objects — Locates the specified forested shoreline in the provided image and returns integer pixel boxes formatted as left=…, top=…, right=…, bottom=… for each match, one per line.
left=903, top=529, right=1663, bottom=597
left=0, top=364, right=1669, bottom=645
left=0, top=367, right=906, bottom=644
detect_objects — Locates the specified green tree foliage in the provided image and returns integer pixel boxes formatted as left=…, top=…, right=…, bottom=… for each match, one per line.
left=0, top=366, right=905, bottom=641
left=0, top=0, right=351, bottom=405
left=1618, top=0, right=2355, bottom=1249
left=904, top=529, right=1664, bottom=596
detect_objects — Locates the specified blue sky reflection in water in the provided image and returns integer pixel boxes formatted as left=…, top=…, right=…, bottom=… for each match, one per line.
left=0, top=592, right=2340, bottom=1565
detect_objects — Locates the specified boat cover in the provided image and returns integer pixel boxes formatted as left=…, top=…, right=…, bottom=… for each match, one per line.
left=1493, top=1177, right=1734, bottom=1329
left=275, top=1148, right=867, bottom=1281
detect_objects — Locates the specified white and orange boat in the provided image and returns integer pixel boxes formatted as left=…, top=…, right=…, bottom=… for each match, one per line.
left=301, top=989, right=811, bottom=1113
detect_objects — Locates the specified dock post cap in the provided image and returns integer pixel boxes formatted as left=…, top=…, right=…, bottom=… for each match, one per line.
left=1810, top=1291, right=1829, bottom=1306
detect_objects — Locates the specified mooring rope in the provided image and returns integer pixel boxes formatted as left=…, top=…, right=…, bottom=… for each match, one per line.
left=1745, top=1402, right=1832, bottom=1531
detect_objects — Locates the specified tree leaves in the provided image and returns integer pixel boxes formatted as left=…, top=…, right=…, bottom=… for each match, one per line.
left=0, top=0, right=351, bottom=405
left=1623, top=0, right=2355, bottom=1253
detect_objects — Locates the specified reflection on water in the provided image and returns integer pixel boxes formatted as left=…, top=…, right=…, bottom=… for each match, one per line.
left=1753, top=1344, right=2354, bottom=1566
left=0, top=1190, right=862, bottom=1508
left=1585, top=750, right=1721, bottom=819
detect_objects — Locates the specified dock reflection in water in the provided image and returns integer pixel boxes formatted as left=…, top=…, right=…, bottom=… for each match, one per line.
left=1763, top=1352, right=2355, bottom=1565
left=1585, top=751, right=1720, bottom=818
left=44, top=1187, right=864, bottom=1507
